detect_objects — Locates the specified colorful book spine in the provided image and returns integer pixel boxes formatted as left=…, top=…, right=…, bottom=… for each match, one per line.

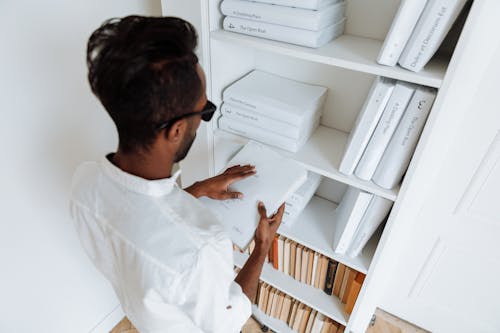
left=377, top=0, right=428, bottom=66
left=354, top=81, right=416, bottom=180
left=221, top=0, right=346, bottom=31
left=223, top=16, right=346, bottom=48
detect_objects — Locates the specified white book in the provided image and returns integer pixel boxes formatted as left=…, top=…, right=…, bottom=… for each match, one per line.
left=310, top=251, right=319, bottom=287
left=223, top=16, right=346, bottom=48
left=373, top=87, right=437, bottom=189
left=399, top=0, right=468, bottom=72
left=220, top=102, right=321, bottom=140
left=283, top=172, right=322, bottom=227
left=223, top=70, right=327, bottom=127
left=311, top=312, right=326, bottom=333
left=244, top=0, right=339, bottom=11
left=339, top=77, right=396, bottom=175
left=284, top=239, right=291, bottom=275
left=346, top=196, right=393, bottom=257
left=377, top=0, right=428, bottom=66
left=277, top=236, right=285, bottom=272
left=218, top=116, right=306, bottom=153
left=354, top=81, right=416, bottom=181
left=222, top=70, right=328, bottom=127
left=221, top=0, right=346, bottom=31
left=200, top=141, right=307, bottom=249
left=333, top=187, right=373, bottom=254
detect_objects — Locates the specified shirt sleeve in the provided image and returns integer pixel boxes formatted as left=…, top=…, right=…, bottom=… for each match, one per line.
left=169, top=238, right=252, bottom=333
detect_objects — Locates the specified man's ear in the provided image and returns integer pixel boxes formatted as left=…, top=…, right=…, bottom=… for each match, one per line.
left=166, top=119, right=188, bottom=143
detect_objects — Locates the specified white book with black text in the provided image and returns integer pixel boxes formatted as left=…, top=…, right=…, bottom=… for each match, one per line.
left=333, top=187, right=373, bottom=254
left=373, top=87, right=436, bottom=189
left=346, top=196, right=393, bottom=257
left=377, top=0, right=428, bottom=66
left=339, top=77, right=396, bottom=175
left=221, top=0, right=346, bottom=31
left=200, top=141, right=307, bottom=249
left=354, top=81, right=416, bottom=181
left=398, top=0, right=468, bottom=72
left=223, top=70, right=327, bottom=127
left=223, top=16, right=346, bottom=48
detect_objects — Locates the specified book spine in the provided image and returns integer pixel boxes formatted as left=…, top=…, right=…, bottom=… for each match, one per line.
left=223, top=16, right=345, bottom=48
left=221, top=0, right=345, bottom=31
left=373, top=87, right=436, bottom=189
left=354, top=82, right=416, bottom=181
left=246, top=0, right=331, bottom=11
left=221, top=102, right=304, bottom=139
left=377, top=0, right=428, bottom=66
left=339, top=77, right=396, bottom=175
left=399, top=0, right=468, bottom=72
left=346, top=196, right=393, bottom=257
left=277, top=236, right=284, bottom=272
left=218, top=116, right=302, bottom=152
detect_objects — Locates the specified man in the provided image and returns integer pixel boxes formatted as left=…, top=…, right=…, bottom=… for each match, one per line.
left=70, top=16, right=284, bottom=333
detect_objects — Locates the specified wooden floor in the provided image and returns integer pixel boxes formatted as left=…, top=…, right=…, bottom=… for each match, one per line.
left=110, top=316, right=273, bottom=333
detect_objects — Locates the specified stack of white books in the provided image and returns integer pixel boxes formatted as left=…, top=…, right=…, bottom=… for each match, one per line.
left=282, top=172, right=322, bottom=227
left=377, top=0, right=468, bottom=72
left=200, top=141, right=307, bottom=249
left=219, top=70, right=328, bottom=153
left=221, top=0, right=346, bottom=48
left=338, top=76, right=437, bottom=189
left=333, top=187, right=393, bottom=257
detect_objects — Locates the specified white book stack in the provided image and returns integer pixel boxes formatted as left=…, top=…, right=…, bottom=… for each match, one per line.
left=333, top=187, right=393, bottom=256
left=339, top=78, right=436, bottom=190
left=200, top=141, right=307, bottom=249
left=219, top=70, right=328, bottom=152
left=221, top=0, right=346, bottom=48
left=282, top=172, right=323, bottom=227
left=377, top=0, right=467, bottom=72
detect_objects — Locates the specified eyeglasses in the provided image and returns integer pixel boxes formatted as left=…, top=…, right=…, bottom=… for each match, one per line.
left=156, top=100, right=217, bottom=131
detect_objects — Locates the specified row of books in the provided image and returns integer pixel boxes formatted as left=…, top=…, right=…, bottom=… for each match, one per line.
left=377, top=0, right=468, bottom=72
left=256, top=281, right=346, bottom=333
left=333, top=187, right=392, bottom=257
left=242, top=234, right=365, bottom=313
left=339, top=77, right=437, bottom=190
left=219, top=70, right=327, bottom=153
left=221, top=0, right=346, bottom=48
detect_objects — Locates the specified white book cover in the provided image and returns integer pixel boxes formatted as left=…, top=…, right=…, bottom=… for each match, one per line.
left=346, top=196, right=393, bottom=257
left=283, top=172, right=322, bottom=227
left=220, top=102, right=321, bottom=140
left=310, top=251, right=319, bottom=287
left=373, top=87, right=437, bottom=189
left=218, top=116, right=306, bottom=152
left=200, top=141, right=307, bottom=249
left=284, top=239, right=291, bottom=275
left=223, top=70, right=327, bottom=127
left=333, top=187, right=373, bottom=254
left=339, top=77, right=396, bottom=175
left=277, top=236, right=285, bottom=272
left=221, top=0, right=346, bottom=31
left=246, top=0, right=339, bottom=11
left=354, top=81, right=416, bottom=181
left=399, top=0, right=468, bottom=72
left=377, top=0, right=428, bottom=66
left=223, top=16, right=346, bottom=48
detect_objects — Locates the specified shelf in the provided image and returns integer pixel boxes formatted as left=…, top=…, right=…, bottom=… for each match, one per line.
left=214, top=126, right=399, bottom=201
left=211, top=30, right=448, bottom=88
left=234, top=251, right=349, bottom=326
left=251, top=304, right=295, bottom=333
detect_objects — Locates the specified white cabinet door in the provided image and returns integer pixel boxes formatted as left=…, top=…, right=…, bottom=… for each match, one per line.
left=372, top=2, right=500, bottom=332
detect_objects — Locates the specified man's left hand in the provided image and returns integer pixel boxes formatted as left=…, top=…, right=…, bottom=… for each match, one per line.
left=185, top=164, right=256, bottom=200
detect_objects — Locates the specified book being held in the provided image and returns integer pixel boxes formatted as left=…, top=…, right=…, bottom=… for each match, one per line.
left=200, top=141, right=307, bottom=249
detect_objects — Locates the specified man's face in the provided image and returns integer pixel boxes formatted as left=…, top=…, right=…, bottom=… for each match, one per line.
left=173, top=64, right=207, bottom=163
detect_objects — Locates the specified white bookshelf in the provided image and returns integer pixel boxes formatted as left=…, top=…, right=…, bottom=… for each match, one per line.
left=234, top=251, right=349, bottom=326
left=211, top=30, right=447, bottom=88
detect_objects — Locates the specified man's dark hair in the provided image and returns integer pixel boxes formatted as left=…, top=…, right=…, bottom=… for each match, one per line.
left=87, top=16, right=201, bottom=153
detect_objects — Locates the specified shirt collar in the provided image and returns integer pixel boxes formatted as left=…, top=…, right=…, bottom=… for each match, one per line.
left=100, top=154, right=181, bottom=196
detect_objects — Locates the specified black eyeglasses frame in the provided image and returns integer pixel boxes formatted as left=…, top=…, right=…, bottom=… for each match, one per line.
left=156, top=100, right=217, bottom=131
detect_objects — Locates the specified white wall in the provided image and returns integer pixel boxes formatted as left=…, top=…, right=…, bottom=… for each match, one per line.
left=0, top=1, right=160, bottom=332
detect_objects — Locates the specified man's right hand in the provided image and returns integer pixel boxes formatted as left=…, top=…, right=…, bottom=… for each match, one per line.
left=254, top=201, right=285, bottom=252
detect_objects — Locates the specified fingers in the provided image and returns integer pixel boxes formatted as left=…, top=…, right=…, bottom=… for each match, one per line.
left=217, top=191, right=243, bottom=200
left=258, top=201, right=267, bottom=219
left=224, top=164, right=256, bottom=176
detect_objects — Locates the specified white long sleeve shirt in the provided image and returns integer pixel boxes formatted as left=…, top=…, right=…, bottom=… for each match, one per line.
left=69, top=156, right=251, bottom=333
